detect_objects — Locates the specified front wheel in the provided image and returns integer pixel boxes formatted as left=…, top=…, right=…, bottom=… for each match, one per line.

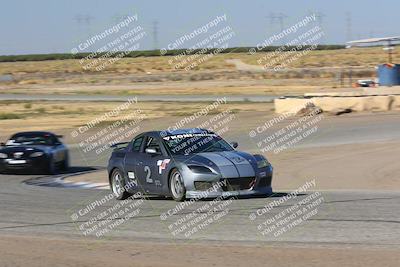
left=111, top=169, right=132, bottom=200
left=46, top=156, right=56, bottom=175
left=169, top=169, right=186, bottom=202
left=60, top=152, right=69, bottom=171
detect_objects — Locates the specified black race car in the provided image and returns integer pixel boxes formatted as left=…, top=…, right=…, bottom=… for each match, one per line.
left=0, top=131, right=69, bottom=174
left=108, top=128, right=273, bottom=201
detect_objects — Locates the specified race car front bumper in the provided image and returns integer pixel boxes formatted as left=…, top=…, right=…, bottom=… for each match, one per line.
left=186, top=185, right=273, bottom=199
left=0, top=157, right=49, bottom=173
left=183, top=165, right=273, bottom=199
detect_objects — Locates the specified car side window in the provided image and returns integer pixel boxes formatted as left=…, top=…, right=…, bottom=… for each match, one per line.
left=145, top=137, right=161, bottom=153
left=132, top=136, right=144, bottom=152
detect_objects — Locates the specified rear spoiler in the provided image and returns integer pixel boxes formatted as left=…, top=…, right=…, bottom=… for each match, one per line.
left=110, top=142, right=129, bottom=150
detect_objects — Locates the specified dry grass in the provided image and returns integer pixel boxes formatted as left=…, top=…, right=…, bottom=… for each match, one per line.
left=0, top=47, right=390, bottom=96
left=237, top=47, right=397, bottom=68
left=0, top=100, right=274, bottom=135
left=0, top=47, right=394, bottom=76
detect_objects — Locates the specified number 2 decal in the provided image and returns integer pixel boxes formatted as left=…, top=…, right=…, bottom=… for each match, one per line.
left=144, top=166, right=153, bottom=183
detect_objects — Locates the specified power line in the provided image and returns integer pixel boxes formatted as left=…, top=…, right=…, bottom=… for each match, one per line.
left=74, top=14, right=94, bottom=26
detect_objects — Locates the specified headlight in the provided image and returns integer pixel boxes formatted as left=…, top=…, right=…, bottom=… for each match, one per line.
left=30, top=151, right=44, bottom=157
left=188, top=165, right=212, bottom=173
left=0, top=153, right=7, bottom=159
left=257, top=158, right=270, bottom=169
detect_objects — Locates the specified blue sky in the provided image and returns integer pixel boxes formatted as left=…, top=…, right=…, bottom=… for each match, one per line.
left=0, top=0, right=398, bottom=55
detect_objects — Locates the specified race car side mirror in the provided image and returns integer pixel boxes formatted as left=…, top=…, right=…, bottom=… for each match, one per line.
left=0, top=142, right=5, bottom=147
left=145, top=148, right=159, bottom=155
left=230, top=141, right=238, bottom=149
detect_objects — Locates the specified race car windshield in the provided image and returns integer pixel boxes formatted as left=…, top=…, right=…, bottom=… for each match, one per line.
left=163, top=133, right=233, bottom=155
left=6, top=134, right=56, bottom=146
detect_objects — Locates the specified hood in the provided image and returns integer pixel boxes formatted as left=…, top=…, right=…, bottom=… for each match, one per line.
left=186, top=151, right=257, bottom=178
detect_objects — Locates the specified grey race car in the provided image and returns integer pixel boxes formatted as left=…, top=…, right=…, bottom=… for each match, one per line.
left=107, top=128, right=273, bottom=201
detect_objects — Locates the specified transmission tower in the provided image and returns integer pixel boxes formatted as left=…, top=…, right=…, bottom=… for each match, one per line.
left=308, top=10, right=326, bottom=44
left=345, top=12, right=353, bottom=42
left=266, top=12, right=288, bottom=45
left=153, top=20, right=159, bottom=50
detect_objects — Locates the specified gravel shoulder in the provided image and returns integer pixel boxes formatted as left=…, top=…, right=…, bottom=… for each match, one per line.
left=1, top=234, right=399, bottom=267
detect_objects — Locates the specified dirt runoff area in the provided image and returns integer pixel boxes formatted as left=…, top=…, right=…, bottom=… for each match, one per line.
left=0, top=234, right=399, bottom=267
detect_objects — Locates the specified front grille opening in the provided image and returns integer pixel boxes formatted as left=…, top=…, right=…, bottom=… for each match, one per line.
left=194, top=181, right=213, bottom=191
left=258, top=175, right=272, bottom=188
left=222, top=177, right=256, bottom=191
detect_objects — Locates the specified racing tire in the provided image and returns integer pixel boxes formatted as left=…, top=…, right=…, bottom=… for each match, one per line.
left=111, top=168, right=132, bottom=200
left=169, top=169, right=186, bottom=202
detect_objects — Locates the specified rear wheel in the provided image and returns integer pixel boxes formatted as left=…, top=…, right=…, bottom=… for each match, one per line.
left=169, top=169, right=186, bottom=202
left=111, top=169, right=132, bottom=200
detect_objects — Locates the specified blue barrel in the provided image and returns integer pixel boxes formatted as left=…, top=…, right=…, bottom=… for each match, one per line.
left=378, top=64, right=400, bottom=86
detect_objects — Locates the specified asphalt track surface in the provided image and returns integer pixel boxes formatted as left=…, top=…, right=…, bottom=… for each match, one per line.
left=0, top=113, right=400, bottom=248
left=0, top=175, right=399, bottom=247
